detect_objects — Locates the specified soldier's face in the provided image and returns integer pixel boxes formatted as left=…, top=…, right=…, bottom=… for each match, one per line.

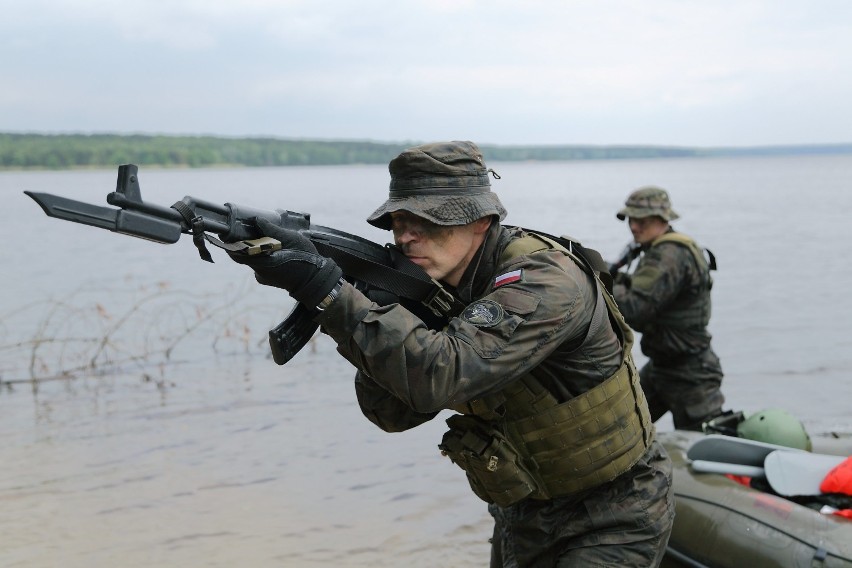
left=391, top=212, right=491, bottom=286
left=628, top=216, right=669, bottom=245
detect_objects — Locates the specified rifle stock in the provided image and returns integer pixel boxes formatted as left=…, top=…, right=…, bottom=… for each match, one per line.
left=24, top=164, right=453, bottom=365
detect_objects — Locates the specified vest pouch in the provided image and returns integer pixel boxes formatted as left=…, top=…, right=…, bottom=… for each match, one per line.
left=438, top=414, right=540, bottom=507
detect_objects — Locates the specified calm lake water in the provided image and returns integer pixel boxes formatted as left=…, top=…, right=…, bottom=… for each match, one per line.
left=2, top=155, right=851, bottom=567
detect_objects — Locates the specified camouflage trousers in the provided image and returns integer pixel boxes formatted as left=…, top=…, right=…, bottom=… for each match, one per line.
left=488, top=441, right=674, bottom=568
left=640, top=347, right=725, bottom=431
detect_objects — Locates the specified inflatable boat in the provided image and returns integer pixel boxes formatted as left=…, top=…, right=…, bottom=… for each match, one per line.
left=660, top=429, right=852, bottom=568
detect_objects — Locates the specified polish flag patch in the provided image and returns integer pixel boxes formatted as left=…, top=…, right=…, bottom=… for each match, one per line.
left=494, top=269, right=523, bottom=288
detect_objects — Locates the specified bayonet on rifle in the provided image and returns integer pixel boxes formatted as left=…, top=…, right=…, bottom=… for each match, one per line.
left=24, top=164, right=462, bottom=365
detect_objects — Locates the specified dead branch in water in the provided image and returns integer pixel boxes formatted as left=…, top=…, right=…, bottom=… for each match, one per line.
left=0, top=277, right=303, bottom=389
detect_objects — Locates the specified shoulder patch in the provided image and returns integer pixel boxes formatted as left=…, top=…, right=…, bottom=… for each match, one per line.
left=460, top=300, right=505, bottom=328
left=494, top=268, right=524, bottom=289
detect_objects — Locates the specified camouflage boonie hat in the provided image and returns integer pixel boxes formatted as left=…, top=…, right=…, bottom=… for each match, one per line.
left=616, top=185, right=680, bottom=221
left=367, top=140, right=507, bottom=230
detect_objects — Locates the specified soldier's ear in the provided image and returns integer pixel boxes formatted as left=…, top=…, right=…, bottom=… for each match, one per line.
left=471, top=216, right=492, bottom=235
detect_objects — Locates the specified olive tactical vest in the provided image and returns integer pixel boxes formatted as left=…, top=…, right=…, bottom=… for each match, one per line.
left=645, top=232, right=713, bottom=330
left=439, top=234, right=655, bottom=507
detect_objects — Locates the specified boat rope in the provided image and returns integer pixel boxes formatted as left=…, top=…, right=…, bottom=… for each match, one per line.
left=664, top=545, right=710, bottom=568
left=674, top=491, right=848, bottom=565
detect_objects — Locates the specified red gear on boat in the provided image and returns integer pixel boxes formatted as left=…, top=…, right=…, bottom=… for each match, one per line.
left=820, top=456, right=852, bottom=496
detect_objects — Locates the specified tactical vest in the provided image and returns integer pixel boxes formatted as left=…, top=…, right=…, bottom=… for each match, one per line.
left=439, top=234, right=655, bottom=507
left=644, top=232, right=713, bottom=330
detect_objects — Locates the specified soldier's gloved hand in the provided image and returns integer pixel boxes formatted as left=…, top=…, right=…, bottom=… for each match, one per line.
left=229, top=218, right=343, bottom=309
left=613, top=272, right=632, bottom=288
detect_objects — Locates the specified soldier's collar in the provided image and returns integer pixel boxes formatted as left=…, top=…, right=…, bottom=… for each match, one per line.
left=455, top=223, right=505, bottom=304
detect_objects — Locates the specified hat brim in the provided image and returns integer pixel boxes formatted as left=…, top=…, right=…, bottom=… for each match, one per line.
left=368, top=193, right=507, bottom=230
left=616, top=206, right=679, bottom=221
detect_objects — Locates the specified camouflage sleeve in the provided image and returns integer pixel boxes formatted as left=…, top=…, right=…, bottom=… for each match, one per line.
left=317, top=250, right=595, bottom=414
left=613, top=243, right=692, bottom=329
left=353, top=371, right=439, bottom=432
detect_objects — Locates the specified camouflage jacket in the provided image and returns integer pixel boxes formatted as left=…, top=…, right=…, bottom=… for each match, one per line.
left=613, top=229, right=713, bottom=362
left=316, top=223, right=624, bottom=432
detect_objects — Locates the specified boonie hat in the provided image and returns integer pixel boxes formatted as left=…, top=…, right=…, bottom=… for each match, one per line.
left=616, top=186, right=680, bottom=221
left=367, top=140, right=507, bottom=230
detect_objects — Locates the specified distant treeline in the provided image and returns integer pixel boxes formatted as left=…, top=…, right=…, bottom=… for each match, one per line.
left=2, top=132, right=851, bottom=170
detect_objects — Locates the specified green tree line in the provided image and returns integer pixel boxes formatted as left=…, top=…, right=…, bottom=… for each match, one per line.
left=2, top=132, right=851, bottom=170
left=0, top=133, right=408, bottom=169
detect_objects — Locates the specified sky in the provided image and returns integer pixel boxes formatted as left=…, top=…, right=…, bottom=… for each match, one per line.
left=2, top=0, right=851, bottom=147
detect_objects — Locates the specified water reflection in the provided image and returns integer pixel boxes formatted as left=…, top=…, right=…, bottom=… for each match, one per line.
left=2, top=340, right=492, bottom=567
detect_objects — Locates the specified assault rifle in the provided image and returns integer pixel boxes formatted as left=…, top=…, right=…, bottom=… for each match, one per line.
left=24, top=164, right=461, bottom=365
left=608, top=242, right=642, bottom=277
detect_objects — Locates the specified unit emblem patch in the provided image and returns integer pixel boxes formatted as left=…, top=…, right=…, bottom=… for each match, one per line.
left=461, top=300, right=504, bottom=328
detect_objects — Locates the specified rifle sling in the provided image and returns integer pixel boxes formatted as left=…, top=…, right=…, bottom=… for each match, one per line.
left=171, top=200, right=215, bottom=263
left=312, top=240, right=465, bottom=318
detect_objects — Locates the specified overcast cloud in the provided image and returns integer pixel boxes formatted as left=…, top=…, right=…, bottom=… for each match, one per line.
left=2, top=0, right=851, bottom=146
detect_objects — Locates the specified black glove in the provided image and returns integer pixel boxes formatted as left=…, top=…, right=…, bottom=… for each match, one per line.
left=229, top=217, right=343, bottom=309
left=613, top=271, right=632, bottom=288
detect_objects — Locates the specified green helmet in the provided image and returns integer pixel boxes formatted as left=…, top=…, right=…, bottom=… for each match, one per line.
left=616, top=186, right=680, bottom=221
left=737, top=408, right=812, bottom=451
